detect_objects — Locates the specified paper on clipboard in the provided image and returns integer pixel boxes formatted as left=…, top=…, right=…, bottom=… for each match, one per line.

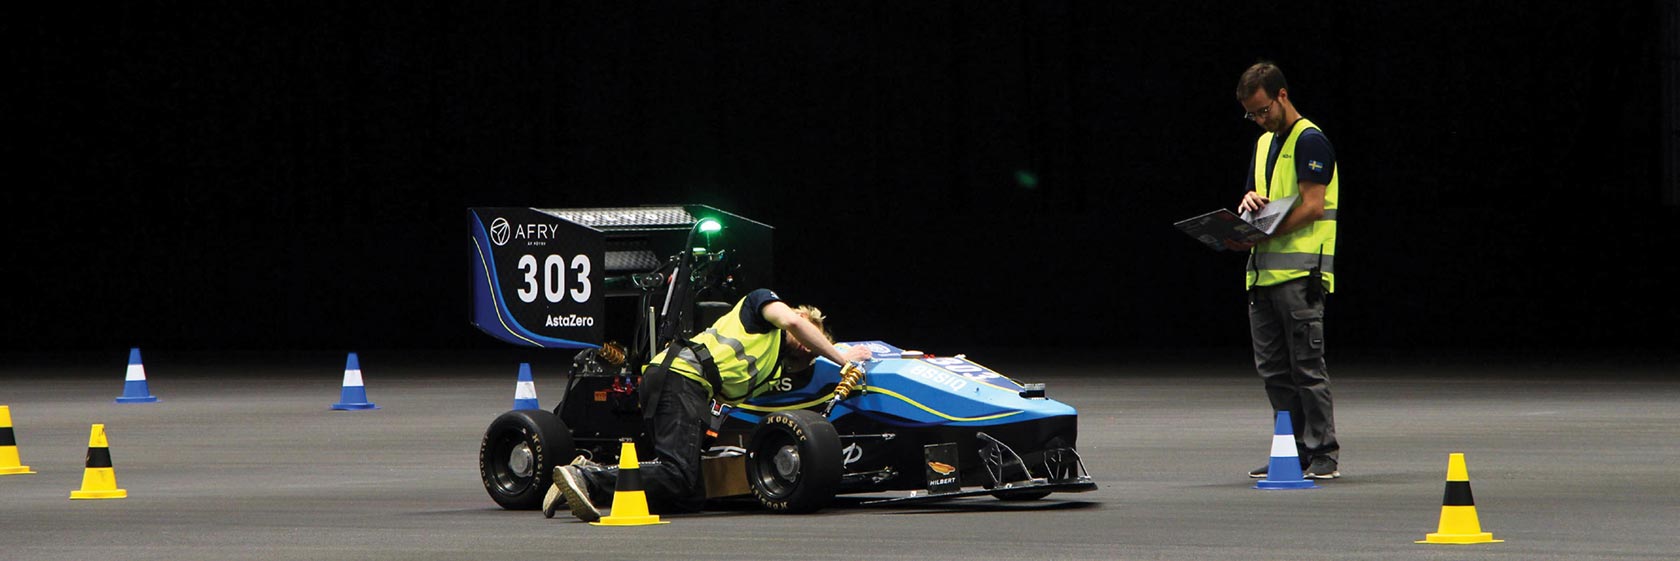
left=1172, top=194, right=1299, bottom=251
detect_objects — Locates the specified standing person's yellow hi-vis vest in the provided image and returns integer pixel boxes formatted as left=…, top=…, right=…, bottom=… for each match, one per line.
left=652, top=296, right=785, bottom=405
left=1248, top=118, right=1339, bottom=293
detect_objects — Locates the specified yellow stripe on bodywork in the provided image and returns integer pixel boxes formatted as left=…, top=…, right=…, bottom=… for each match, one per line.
left=733, top=396, right=834, bottom=413
left=863, top=387, right=1024, bottom=422
left=471, top=236, right=541, bottom=347
left=734, top=386, right=1029, bottom=423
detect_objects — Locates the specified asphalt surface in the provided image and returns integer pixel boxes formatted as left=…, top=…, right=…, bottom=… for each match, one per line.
left=1, top=349, right=1677, bottom=560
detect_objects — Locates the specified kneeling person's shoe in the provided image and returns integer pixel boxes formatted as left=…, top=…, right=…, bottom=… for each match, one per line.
left=541, top=482, right=563, bottom=519
left=1248, top=464, right=1268, bottom=478
left=1304, top=457, right=1340, bottom=479
left=554, top=465, right=602, bottom=522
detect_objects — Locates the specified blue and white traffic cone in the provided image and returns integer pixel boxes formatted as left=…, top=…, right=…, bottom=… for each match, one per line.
left=330, top=352, right=379, bottom=411
left=512, top=363, right=540, bottom=410
left=114, top=348, right=160, bottom=404
left=1254, top=410, right=1318, bottom=490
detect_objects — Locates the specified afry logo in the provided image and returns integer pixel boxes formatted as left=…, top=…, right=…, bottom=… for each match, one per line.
left=489, top=217, right=512, bottom=246
left=489, top=219, right=561, bottom=246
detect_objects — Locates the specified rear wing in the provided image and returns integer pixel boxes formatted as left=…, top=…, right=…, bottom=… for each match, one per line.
left=468, top=206, right=772, bottom=349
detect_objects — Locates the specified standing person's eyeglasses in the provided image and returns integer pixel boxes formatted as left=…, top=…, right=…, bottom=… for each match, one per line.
left=1243, top=98, right=1278, bottom=121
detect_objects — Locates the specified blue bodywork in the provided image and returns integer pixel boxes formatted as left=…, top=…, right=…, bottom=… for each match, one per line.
left=734, top=340, right=1074, bottom=426
left=716, top=341, right=1081, bottom=492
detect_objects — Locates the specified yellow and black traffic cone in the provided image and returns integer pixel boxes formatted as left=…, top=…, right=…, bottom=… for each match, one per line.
left=69, top=424, right=127, bottom=500
left=0, top=405, right=36, bottom=475
left=591, top=440, right=668, bottom=526
left=1417, top=452, right=1501, bottom=544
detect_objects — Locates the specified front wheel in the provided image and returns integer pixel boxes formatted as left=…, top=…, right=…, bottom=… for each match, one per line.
left=479, top=410, right=576, bottom=510
left=746, top=410, right=841, bottom=513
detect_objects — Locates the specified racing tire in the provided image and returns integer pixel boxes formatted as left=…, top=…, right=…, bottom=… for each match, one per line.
left=479, top=409, right=576, bottom=510
left=746, top=410, right=842, bottom=513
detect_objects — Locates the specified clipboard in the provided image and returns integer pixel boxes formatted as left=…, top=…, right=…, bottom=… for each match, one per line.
left=1172, top=194, right=1298, bottom=251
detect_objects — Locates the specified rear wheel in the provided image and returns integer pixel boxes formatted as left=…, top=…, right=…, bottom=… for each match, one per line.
left=746, top=410, right=841, bottom=513
left=479, top=410, right=576, bottom=510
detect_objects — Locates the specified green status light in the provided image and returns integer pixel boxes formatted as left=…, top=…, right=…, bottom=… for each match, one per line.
left=698, top=218, right=723, bottom=233
left=1015, top=169, right=1040, bottom=189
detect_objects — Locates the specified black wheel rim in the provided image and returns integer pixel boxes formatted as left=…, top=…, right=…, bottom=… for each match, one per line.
left=752, top=431, right=800, bottom=499
left=488, top=430, right=535, bottom=495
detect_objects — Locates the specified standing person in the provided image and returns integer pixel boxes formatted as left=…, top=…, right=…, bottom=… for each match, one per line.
left=544, top=288, right=874, bottom=521
left=1227, top=61, right=1341, bottom=479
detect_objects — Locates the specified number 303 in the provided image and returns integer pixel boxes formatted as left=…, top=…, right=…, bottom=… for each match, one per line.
left=515, top=254, right=592, bottom=304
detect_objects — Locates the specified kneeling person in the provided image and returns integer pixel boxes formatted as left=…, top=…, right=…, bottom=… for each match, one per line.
left=545, top=288, right=873, bottom=521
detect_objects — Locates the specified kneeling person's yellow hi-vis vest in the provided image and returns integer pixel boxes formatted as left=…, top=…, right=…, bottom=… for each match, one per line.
left=649, top=297, right=785, bottom=405
left=1248, top=118, right=1339, bottom=293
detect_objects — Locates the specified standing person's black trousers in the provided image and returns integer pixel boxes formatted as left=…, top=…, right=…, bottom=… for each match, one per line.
left=574, top=363, right=711, bottom=513
left=1248, top=277, right=1339, bottom=465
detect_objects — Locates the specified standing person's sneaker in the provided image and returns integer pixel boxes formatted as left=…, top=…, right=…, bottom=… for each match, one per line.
left=553, top=465, right=602, bottom=522
left=1304, top=457, right=1340, bottom=479
left=1249, top=457, right=1311, bottom=478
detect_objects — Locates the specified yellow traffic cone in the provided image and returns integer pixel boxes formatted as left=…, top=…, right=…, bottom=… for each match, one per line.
left=1417, top=453, right=1501, bottom=544
left=69, top=424, right=127, bottom=500
left=0, top=406, right=36, bottom=475
left=591, top=440, right=668, bottom=526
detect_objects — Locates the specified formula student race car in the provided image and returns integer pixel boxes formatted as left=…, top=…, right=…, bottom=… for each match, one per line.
left=468, top=206, right=1095, bottom=513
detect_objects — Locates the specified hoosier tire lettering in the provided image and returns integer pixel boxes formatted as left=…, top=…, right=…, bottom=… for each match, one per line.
left=767, top=414, right=807, bottom=440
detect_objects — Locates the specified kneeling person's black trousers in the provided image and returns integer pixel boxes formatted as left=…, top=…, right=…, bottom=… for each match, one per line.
left=576, top=364, right=711, bottom=513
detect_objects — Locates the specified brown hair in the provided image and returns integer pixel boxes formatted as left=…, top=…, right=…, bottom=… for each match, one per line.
left=1236, top=61, right=1288, bottom=100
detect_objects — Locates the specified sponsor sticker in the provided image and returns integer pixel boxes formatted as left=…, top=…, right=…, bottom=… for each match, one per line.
left=923, top=443, right=960, bottom=494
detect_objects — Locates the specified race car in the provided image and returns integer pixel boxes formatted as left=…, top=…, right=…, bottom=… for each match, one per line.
left=469, top=206, right=1095, bottom=512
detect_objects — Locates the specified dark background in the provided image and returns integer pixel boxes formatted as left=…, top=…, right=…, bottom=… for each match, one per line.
left=7, top=2, right=1675, bottom=357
